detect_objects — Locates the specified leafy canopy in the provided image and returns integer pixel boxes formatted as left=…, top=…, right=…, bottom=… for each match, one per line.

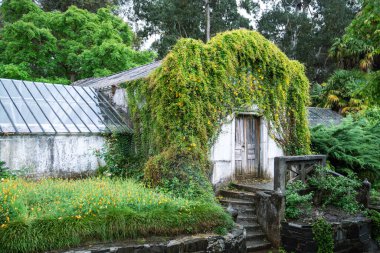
left=329, top=0, right=380, bottom=104
left=127, top=30, right=311, bottom=195
left=257, top=0, right=360, bottom=83
left=0, top=0, right=155, bottom=83
left=319, top=70, right=368, bottom=114
left=131, top=0, right=257, bottom=57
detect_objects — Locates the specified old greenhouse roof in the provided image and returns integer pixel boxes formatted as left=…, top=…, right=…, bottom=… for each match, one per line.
left=308, top=107, right=343, bottom=127
left=0, top=78, right=131, bottom=134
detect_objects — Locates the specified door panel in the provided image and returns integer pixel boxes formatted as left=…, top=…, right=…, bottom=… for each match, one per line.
left=235, top=115, right=260, bottom=177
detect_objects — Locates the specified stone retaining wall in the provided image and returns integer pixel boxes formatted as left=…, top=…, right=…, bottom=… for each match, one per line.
left=281, top=217, right=379, bottom=253
left=255, top=189, right=285, bottom=247
left=60, top=225, right=246, bottom=253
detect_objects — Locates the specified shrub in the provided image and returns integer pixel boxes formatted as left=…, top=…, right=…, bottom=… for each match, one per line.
left=96, top=133, right=144, bottom=180
left=0, top=161, right=13, bottom=180
left=0, top=178, right=232, bottom=252
left=308, top=168, right=361, bottom=213
left=311, top=115, right=380, bottom=183
left=285, top=181, right=313, bottom=219
left=368, top=210, right=380, bottom=244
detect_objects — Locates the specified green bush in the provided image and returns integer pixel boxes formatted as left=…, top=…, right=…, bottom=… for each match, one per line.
left=312, top=218, right=334, bottom=253
left=308, top=168, right=361, bottom=213
left=96, top=133, right=144, bottom=180
left=311, top=115, right=380, bottom=183
left=368, top=209, right=380, bottom=244
left=0, top=161, right=13, bottom=180
left=285, top=181, right=313, bottom=219
left=0, top=178, right=232, bottom=253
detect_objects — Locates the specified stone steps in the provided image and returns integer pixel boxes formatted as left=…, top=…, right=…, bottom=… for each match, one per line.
left=218, top=189, right=256, bottom=200
left=218, top=189, right=272, bottom=252
left=246, top=239, right=272, bottom=252
left=219, top=198, right=255, bottom=209
left=246, top=231, right=267, bottom=240
left=230, top=183, right=264, bottom=193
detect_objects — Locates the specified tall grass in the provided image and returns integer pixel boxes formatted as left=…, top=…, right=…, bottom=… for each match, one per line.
left=0, top=178, right=232, bottom=252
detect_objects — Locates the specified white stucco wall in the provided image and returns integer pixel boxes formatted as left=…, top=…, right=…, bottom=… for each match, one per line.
left=0, top=134, right=105, bottom=177
left=210, top=115, right=284, bottom=185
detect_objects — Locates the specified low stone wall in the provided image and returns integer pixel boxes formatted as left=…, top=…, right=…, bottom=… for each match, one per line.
left=59, top=225, right=246, bottom=253
left=281, top=217, right=378, bottom=253
left=255, top=190, right=285, bottom=247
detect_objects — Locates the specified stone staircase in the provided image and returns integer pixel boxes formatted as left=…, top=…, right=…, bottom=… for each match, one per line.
left=218, top=184, right=272, bottom=252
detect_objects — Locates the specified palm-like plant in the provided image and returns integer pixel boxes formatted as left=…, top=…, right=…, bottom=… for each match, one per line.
left=320, top=70, right=368, bottom=114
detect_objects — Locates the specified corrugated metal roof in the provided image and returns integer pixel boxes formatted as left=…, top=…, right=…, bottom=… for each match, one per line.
left=308, top=107, right=343, bottom=127
left=0, top=78, right=131, bottom=134
left=72, top=61, right=162, bottom=89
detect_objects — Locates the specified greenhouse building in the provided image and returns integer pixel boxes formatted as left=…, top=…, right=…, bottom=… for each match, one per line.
left=0, top=78, right=130, bottom=177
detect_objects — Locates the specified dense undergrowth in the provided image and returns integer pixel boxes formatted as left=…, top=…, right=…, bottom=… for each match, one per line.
left=285, top=167, right=362, bottom=220
left=311, top=111, right=380, bottom=184
left=126, top=29, right=311, bottom=195
left=0, top=178, right=232, bottom=253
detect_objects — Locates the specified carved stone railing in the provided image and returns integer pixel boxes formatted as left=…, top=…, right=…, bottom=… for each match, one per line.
left=273, top=155, right=327, bottom=193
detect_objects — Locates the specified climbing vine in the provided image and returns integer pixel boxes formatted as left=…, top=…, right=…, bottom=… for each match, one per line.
left=312, top=218, right=334, bottom=253
left=126, top=29, right=311, bottom=195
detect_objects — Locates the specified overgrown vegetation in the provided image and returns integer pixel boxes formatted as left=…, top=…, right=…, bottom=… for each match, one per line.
left=368, top=210, right=380, bottom=244
left=308, top=169, right=361, bottom=213
left=0, top=0, right=154, bottom=83
left=0, top=178, right=232, bottom=252
left=127, top=29, right=311, bottom=196
left=312, top=218, right=334, bottom=253
left=285, top=181, right=312, bottom=219
left=96, top=133, right=144, bottom=180
left=0, top=161, right=13, bottom=179
left=318, top=70, right=368, bottom=114
left=311, top=115, right=380, bottom=183
left=285, top=167, right=362, bottom=220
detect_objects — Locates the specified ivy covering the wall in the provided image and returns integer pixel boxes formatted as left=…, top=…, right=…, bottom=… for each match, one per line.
left=126, top=29, right=311, bottom=196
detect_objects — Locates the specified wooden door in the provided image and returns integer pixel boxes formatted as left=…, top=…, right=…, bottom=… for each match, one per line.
left=235, top=115, right=260, bottom=178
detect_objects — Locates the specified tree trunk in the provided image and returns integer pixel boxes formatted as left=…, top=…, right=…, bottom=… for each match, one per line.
left=205, top=0, right=210, bottom=42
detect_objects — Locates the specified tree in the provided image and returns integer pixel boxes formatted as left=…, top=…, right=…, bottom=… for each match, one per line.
left=257, top=0, right=360, bottom=83
left=0, top=0, right=154, bottom=83
left=329, top=0, right=380, bottom=104
left=33, top=0, right=127, bottom=13
left=131, top=0, right=257, bottom=57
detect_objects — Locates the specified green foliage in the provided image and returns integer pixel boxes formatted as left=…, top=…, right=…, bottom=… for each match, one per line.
left=96, top=133, right=144, bottom=179
left=368, top=209, right=380, bottom=244
left=127, top=29, right=311, bottom=197
left=319, top=70, right=368, bottom=114
left=0, top=161, right=13, bottom=179
left=308, top=168, right=361, bottom=213
left=312, top=218, right=334, bottom=253
left=131, top=0, right=256, bottom=57
left=285, top=181, right=313, bottom=219
left=0, top=178, right=233, bottom=252
left=311, top=115, right=380, bottom=182
left=0, top=0, right=155, bottom=83
left=34, top=0, right=126, bottom=12
left=258, top=0, right=360, bottom=83
left=329, top=0, right=380, bottom=104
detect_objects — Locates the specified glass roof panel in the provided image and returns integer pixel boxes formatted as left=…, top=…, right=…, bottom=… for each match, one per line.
left=1, top=98, right=30, bottom=132
left=0, top=101, right=15, bottom=132
left=0, top=78, right=130, bottom=134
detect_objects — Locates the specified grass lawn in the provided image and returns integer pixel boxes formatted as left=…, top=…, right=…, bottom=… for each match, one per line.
left=0, top=178, right=232, bottom=253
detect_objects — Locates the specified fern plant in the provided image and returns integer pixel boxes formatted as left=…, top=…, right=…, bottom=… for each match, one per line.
left=311, top=115, right=380, bottom=183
